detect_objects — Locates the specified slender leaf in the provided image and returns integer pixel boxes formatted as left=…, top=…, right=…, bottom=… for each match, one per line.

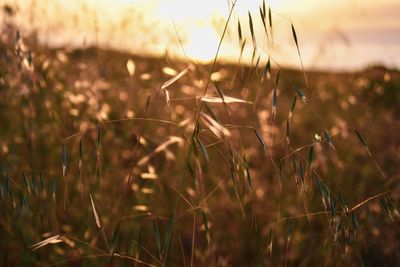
left=291, top=23, right=298, bottom=48
left=90, top=194, right=102, bottom=229
left=62, top=144, right=67, bottom=177
left=268, top=6, right=272, bottom=28
left=248, top=12, right=256, bottom=48
left=253, top=129, right=267, bottom=150
left=30, top=234, right=62, bottom=251
left=329, top=194, right=336, bottom=217
left=295, top=86, right=307, bottom=103
left=237, top=20, right=242, bottom=44
left=292, top=154, right=297, bottom=176
left=262, top=58, right=271, bottom=83
left=254, top=55, right=261, bottom=74
left=201, top=95, right=252, bottom=104
left=272, top=88, right=277, bottom=115
left=262, top=0, right=266, bottom=19
left=163, top=213, right=174, bottom=257
left=355, top=129, right=371, bottom=155
left=323, top=129, right=335, bottom=150
left=161, top=67, right=190, bottom=90
left=18, top=190, right=27, bottom=209
left=213, top=82, right=225, bottom=101
left=315, top=175, right=324, bottom=198
left=289, top=95, right=297, bottom=119
left=246, top=167, right=252, bottom=190
left=79, top=138, right=83, bottom=159
left=291, top=23, right=309, bottom=87
left=23, top=172, right=31, bottom=195
left=97, top=127, right=101, bottom=150
left=351, top=212, right=359, bottom=230
left=230, top=167, right=237, bottom=186
left=275, top=70, right=280, bottom=87
left=267, top=229, right=273, bottom=255
left=197, top=138, right=209, bottom=162
left=51, top=176, right=57, bottom=200
left=153, top=219, right=162, bottom=258
left=299, top=161, right=304, bottom=184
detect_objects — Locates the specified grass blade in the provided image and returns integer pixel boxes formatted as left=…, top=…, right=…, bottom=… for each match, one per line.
left=291, top=23, right=308, bottom=87
left=163, top=212, right=175, bottom=258
left=97, top=127, right=101, bottom=150
left=200, top=112, right=230, bottom=138
left=153, top=219, right=162, bottom=259
left=295, top=87, right=307, bottom=103
left=323, top=129, right=335, bottom=150
left=307, top=145, right=314, bottom=176
left=30, top=234, right=62, bottom=251
left=272, top=88, right=277, bottom=116
left=355, top=129, right=371, bottom=155
left=259, top=6, right=269, bottom=39
left=268, top=6, right=272, bottom=28
left=351, top=212, right=359, bottom=230
left=299, top=160, right=304, bottom=186
left=161, top=67, right=189, bottom=90
left=262, top=0, right=266, bottom=19
left=291, top=23, right=298, bottom=49
left=90, top=193, right=102, bottom=229
left=200, top=95, right=252, bottom=104
left=244, top=157, right=252, bottom=190
left=248, top=12, right=256, bottom=49
left=267, top=229, right=273, bottom=255
left=237, top=20, right=242, bottom=44
left=23, top=172, right=31, bottom=195
left=31, top=173, right=37, bottom=195
left=253, top=129, right=267, bottom=150
left=51, top=176, right=57, bottom=201
left=197, top=138, right=210, bottom=162
left=285, top=124, right=290, bottom=150
left=315, top=176, right=324, bottom=199
left=292, top=154, right=298, bottom=184
left=288, top=95, right=297, bottom=120
left=262, top=58, right=271, bottom=83
left=275, top=70, right=280, bottom=88
left=213, top=82, right=225, bottom=101
left=329, top=194, right=336, bottom=217
left=62, top=144, right=67, bottom=177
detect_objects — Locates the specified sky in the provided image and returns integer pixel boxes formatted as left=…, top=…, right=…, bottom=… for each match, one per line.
left=2, top=0, right=400, bottom=70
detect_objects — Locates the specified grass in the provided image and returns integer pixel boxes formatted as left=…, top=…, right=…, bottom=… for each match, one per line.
left=1, top=2, right=400, bottom=266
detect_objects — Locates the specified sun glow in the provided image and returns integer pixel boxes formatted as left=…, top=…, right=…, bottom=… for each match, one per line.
left=185, top=27, right=219, bottom=62
left=3, top=0, right=399, bottom=69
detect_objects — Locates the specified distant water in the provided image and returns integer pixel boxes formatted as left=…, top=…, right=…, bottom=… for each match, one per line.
left=2, top=0, right=400, bottom=71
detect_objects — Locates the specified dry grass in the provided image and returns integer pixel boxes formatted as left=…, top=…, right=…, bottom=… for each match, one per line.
left=1, top=3, right=400, bottom=266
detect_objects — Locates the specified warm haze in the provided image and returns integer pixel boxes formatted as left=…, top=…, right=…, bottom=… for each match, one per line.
left=1, top=0, right=400, bottom=266
left=4, top=0, right=400, bottom=70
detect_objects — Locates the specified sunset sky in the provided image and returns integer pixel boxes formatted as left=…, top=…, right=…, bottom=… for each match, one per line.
left=3, top=0, right=400, bottom=70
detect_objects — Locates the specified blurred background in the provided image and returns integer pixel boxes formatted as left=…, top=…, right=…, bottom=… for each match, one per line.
left=1, top=1, right=400, bottom=266
left=2, top=0, right=400, bottom=70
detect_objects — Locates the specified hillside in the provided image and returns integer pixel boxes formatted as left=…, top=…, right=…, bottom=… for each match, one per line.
left=1, top=24, right=400, bottom=266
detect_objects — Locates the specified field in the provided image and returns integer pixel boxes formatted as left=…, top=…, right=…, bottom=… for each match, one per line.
left=1, top=5, right=400, bottom=267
